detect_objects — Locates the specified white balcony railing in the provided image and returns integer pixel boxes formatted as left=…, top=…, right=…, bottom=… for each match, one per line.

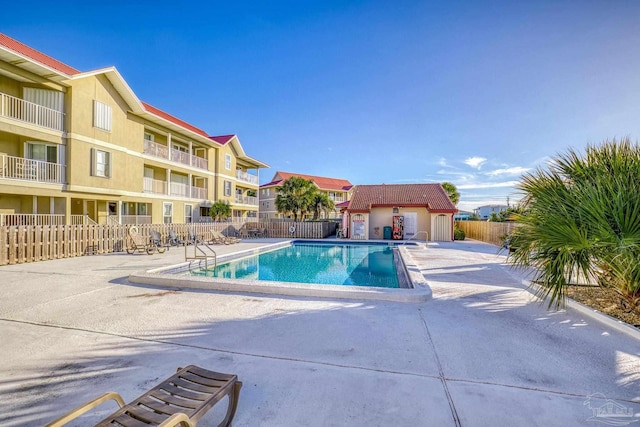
left=235, top=195, right=258, bottom=205
left=236, top=170, right=258, bottom=185
left=0, top=92, right=65, bottom=131
left=143, top=177, right=167, bottom=195
left=143, top=139, right=208, bottom=170
left=0, top=213, right=65, bottom=226
left=192, top=155, right=208, bottom=170
left=191, top=186, right=207, bottom=199
left=0, top=155, right=65, bottom=184
left=143, top=139, right=169, bottom=159
left=170, top=181, right=189, bottom=198
left=144, top=177, right=206, bottom=199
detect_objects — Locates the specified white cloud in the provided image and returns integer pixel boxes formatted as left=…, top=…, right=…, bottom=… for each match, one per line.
left=438, top=157, right=449, bottom=167
left=464, top=156, right=487, bottom=169
left=485, top=166, right=530, bottom=177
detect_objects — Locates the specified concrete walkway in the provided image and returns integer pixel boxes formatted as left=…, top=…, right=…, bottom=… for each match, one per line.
left=0, top=239, right=638, bottom=426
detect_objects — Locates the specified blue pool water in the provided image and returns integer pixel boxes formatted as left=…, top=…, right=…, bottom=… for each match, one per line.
left=189, top=242, right=400, bottom=288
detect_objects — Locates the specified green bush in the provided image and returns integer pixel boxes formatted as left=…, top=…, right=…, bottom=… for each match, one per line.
left=453, top=226, right=465, bottom=240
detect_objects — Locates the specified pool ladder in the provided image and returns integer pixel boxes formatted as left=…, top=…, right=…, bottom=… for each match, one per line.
left=185, top=241, right=217, bottom=271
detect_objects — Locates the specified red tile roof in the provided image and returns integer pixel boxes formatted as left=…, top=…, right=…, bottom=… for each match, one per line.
left=347, top=184, right=456, bottom=213
left=261, top=172, right=353, bottom=191
left=208, top=135, right=236, bottom=145
left=0, top=33, right=80, bottom=76
left=141, top=102, right=209, bottom=138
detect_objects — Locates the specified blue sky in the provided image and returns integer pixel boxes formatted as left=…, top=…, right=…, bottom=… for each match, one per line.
left=3, top=1, right=640, bottom=211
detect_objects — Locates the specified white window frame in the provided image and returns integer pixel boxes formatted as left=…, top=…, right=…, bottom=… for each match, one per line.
left=91, top=148, right=111, bottom=178
left=224, top=180, right=232, bottom=197
left=93, top=100, right=112, bottom=131
left=225, top=154, right=231, bottom=170
left=144, top=132, right=155, bottom=142
left=185, top=204, right=193, bottom=223
left=163, top=202, right=173, bottom=224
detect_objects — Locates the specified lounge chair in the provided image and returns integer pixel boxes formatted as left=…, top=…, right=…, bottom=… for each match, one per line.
left=208, top=230, right=241, bottom=245
left=168, top=229, right=184, bottom=246
left=45, top=365, right=242, bottom=427
left=126, top=227, right=166, bottom=254
left=188, top=228, right=202, bottom=245
left=150, top=230, right=168, bottom=251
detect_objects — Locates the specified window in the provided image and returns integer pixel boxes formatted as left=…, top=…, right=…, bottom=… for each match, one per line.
left=224, top=180, right=232, bottom=197
left=185, top=205, right=193, bottom=223
left=225, top=154, right=231, bottom=170
left=266, top=201, right=270, bottom=209
left=144, top=132, right=154, bottom=142
left=27, top=142, right=57, bottom=163
left=91, top=148, right=111, bottom=178
left=163, top=202, right=173, bottom=224
left=93, top=100, right=112, bottom=131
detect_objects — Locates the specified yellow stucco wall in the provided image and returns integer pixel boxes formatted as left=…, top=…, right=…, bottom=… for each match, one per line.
left=368, top=207, right=431, bottom=240
left=1, top=58, right=265, bottom=223
left=0, top=76, right=21, bottom=97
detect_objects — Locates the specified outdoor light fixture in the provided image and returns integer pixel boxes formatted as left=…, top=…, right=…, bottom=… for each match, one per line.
left=393, top=207, right=399, bottom=213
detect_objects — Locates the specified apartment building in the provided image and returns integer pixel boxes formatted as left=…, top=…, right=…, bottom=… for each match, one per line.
left=0, top=33, right=267, bottom=225
left=259, top=171, right=353, bottom=220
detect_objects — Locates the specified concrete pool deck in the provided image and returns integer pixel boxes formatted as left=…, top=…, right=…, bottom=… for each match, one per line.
left=0, top=239, right=638, bottom=426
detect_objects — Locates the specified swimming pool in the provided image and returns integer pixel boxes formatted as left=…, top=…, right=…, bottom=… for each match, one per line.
left=129, top=240, right=432, bottom=302
left=188, top=242, right=402, bottom=288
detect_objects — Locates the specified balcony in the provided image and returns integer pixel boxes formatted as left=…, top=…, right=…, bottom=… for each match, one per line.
left=235, top=195, right=258, bottom=205
left=143, top=177, right=167, bottom=195
left=143, top=139, right=208, bottom=170
left=236, top=170, right=258, bottom=185
left=0, top=92, right=64, bottom=132
left=143, top=177, right=206, bottom=199
left=190, top=186, right=207, bottom=199
left=0, top=155, right=65, bottom=184
left=143, top=139, right=169, bottom=158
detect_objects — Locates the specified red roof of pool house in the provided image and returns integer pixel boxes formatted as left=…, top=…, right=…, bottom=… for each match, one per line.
left=346, top=184, right=457, bottom=213
left=261, top=172, right=353, bottom=192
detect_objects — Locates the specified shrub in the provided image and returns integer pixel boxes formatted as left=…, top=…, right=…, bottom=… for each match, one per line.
left=454, top=226, right=465, bottom=240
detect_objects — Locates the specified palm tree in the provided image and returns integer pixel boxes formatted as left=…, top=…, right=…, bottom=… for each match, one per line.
left=441, top=182, right=460, bottom=206
left=209, top=200, right=231, bottom=221
left=311, top=192, right=335, bottom=220
left=508, top=138, right=640, bottom=308
left=275, top=177, right=315, bottom=222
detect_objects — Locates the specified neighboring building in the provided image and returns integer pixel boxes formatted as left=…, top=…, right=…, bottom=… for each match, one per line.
left=474, top=204, right=508, bottom=220
left=259, top=171, right=353, bottom=220
left=345, top=184, right=457, bottom=241
left=454, top=210, right=473, bottom=221
left=0, top=33, right=267, bottom=225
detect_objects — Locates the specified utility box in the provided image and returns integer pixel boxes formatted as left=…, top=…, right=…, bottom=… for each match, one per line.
left=383, top=226, right=392, bottom=240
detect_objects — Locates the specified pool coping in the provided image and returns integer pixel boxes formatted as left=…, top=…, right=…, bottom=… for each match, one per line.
left=128, top=240, right=432, bottom=303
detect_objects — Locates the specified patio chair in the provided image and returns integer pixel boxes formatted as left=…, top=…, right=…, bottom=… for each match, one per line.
left=208, top=230, right=241, bottom=245
left=150, top=230, right=168, bottom=251
left=188, top=228, right=202, bottom=245
left=168, top=229, right=184, bottom=246
left=45, top=365, right=242, bottom=427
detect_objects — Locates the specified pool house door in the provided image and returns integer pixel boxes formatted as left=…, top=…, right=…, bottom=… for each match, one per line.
left=403, top=212, right=417, bottom=239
